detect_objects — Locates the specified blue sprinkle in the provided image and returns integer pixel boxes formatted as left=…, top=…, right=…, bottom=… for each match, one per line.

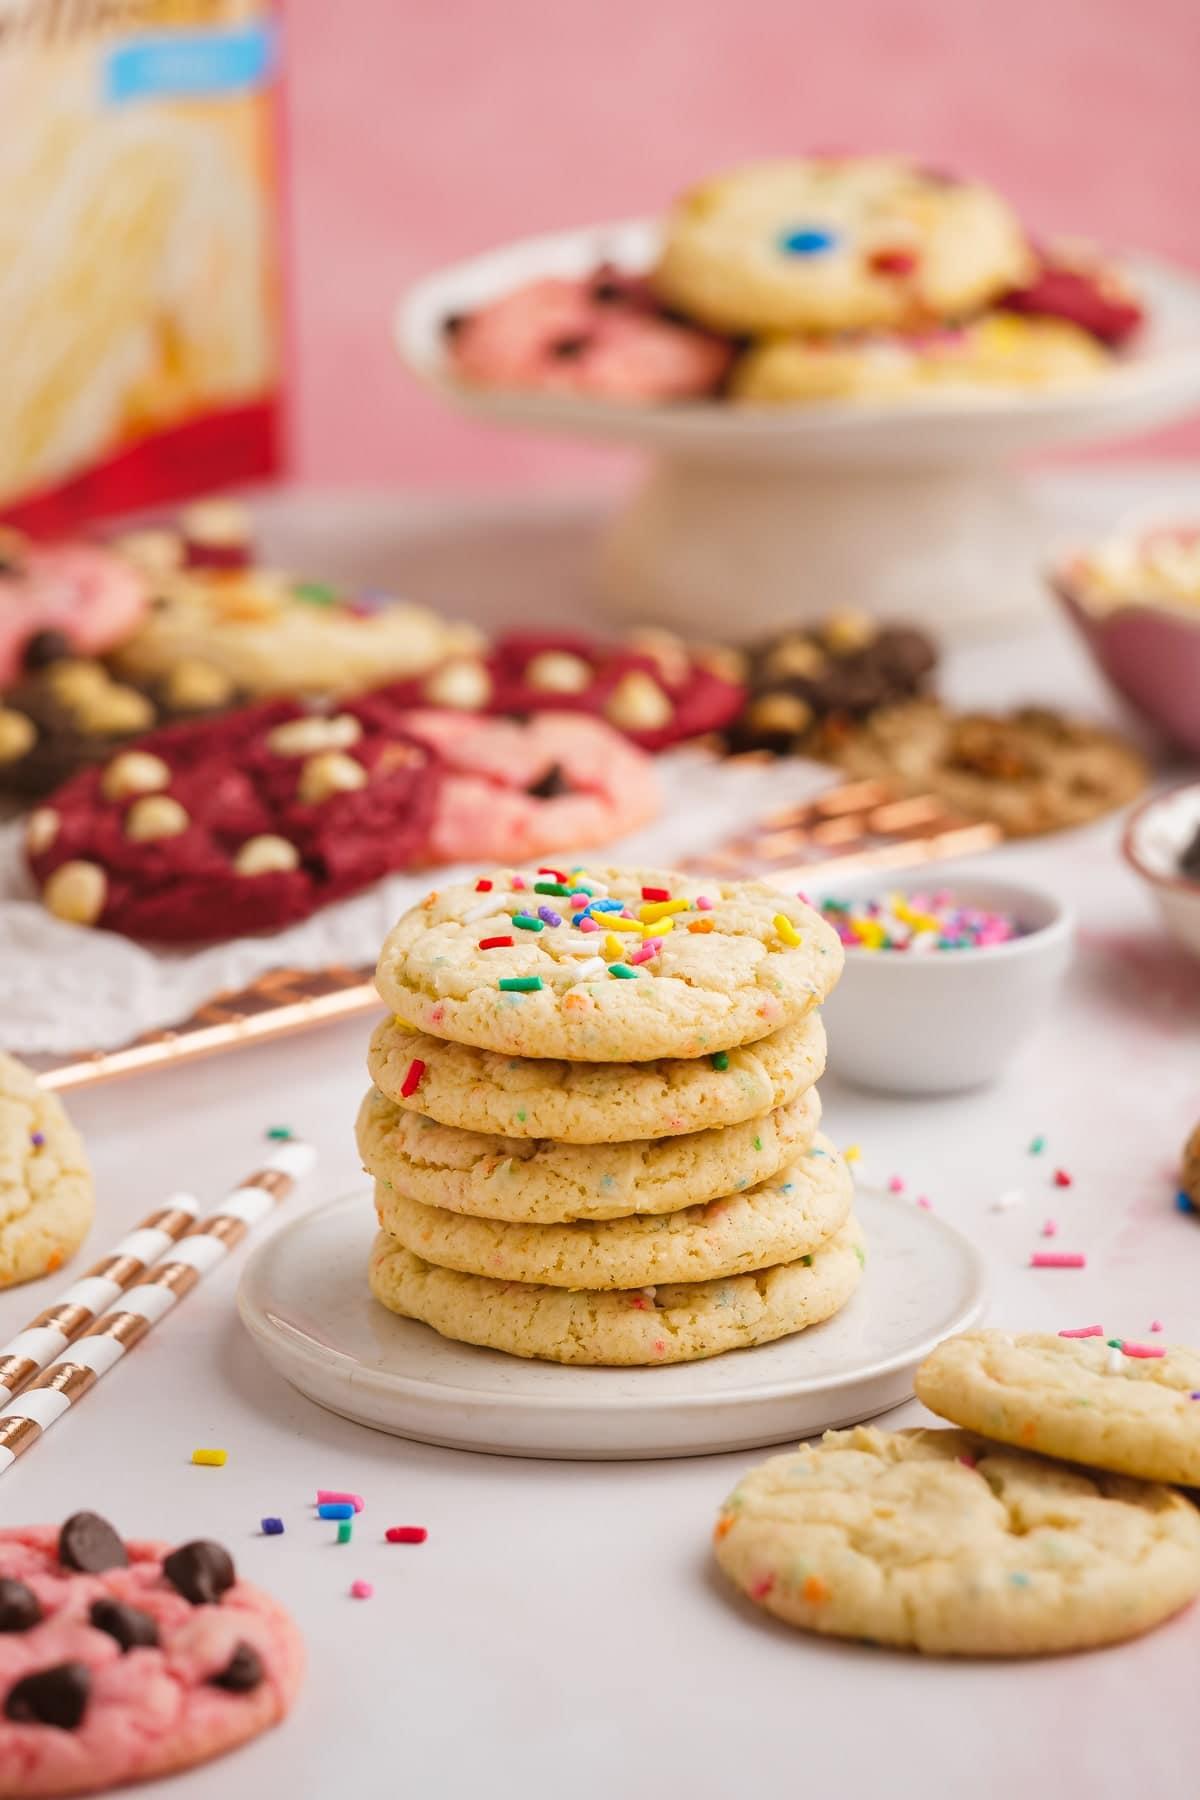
left=589, top=897, right=625, bottom=913
left=261, top=1517, right=284, bottom=1536
left=1176, top=1189, right=1196, bottom=1214
left=538, top=906, right=563, bottom=928
left=779, top=226, right=838, bottom=256
left=317, top=1502, right=354, bottom=1521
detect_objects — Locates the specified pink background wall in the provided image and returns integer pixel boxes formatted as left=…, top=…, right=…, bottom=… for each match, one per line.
left=283, top=0, right=1200, bottom=489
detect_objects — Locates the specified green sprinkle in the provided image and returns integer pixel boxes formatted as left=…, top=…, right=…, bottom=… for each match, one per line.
left=516, top=1110, right=527, bottom=1123
left=499, top=976, right=542, bottom=991
left=1029, top=1135, right=1046, bottom=1154
left=1106, top=1338, right=1124, bottom=1349
left=711, top=1051, right=730, bottom=1071
left=608, top=963, right=638, bottom=979
left=753, top=1135, right=762, bottom=1152
left=852, top=1245, right=866, bottom=1267
left=292, top=581, right=338, bottom=605
left=337, top=1520, right=352, bottom=1545
left=800, top=1254, right=814, bottom=1267
left=266, top=1125, right=294, bottom=1141
left=534, top=881, right=570, bottom=896
left=512, top=913, right=543, bottom=932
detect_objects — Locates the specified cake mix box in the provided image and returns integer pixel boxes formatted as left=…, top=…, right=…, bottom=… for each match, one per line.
left=0, top=0, right=284, bottom=532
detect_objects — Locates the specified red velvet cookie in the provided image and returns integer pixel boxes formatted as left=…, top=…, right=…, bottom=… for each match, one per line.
left=356, top=630, right=746, bottom=753
left=1001, top=250, right=1143, bottom=347
left=0, top=1514, right=303, bottom=1798
left=26, top=701, right=441, bottom=943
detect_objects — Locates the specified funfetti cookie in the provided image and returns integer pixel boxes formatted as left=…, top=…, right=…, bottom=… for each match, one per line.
left=915, top=1330, right=1200, bottom=1487
left=652, top=157, right=1032, bottom=336
left=0, top=536, right=148, bottom=687
left=366, top=1011, right=827, bottom=1144
left=368, top=1216, right=864, bottom=1366
left=372, top=1133, right=851, bottom=1287
left=445, top=270, right=734, bottom=402
left=26, top=701, right=442, bottom=943
left=111, top=503, right=481, bottom=698
left=375, top=867, right=844, bottom=1061
left=357, top=1082, right=822, bottom=1223
left=0, top=1053, right=93, bottom=1290
left=713, top=1426, right=1200, bottom=1656
left=0, top=1513, right=303, bottom=1797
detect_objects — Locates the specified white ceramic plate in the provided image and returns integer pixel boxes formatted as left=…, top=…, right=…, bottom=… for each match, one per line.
left=396, top=218, right=1200, bottom=470
left=237, top=1190, right=987, bottom=1461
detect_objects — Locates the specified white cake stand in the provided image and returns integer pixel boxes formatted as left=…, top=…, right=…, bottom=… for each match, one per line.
left=236, top=1188, right=986, bottom=1462
left=396, top=220, right=1200, bottom=638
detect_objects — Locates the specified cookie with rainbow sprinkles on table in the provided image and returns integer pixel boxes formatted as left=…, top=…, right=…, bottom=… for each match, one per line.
left=374, top=866, right=844, bottom=1062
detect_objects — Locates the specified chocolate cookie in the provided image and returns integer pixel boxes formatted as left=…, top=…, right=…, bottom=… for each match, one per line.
left=727, top=614, right=937, bottom=754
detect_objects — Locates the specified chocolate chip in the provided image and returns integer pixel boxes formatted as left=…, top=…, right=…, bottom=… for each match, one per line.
left=0, top=1579, right=42, bottom=1633
left=441, top=313, right=466, bottom=339
left=4, top=1662, right=90, bottom=1730
left=1180, top=824, right=1200, bottom=881
left=162, top=1539, right=235, bottom=1606
left=209, top=1641, right=264, bottom=1693
left=89, top=1598, right=159, bottom=1652
left=0, top=552, right=24, bottom=577
left=58, top=1512, right=128, bottom=1574
left=591, top=278, right=624, bottom=304
left=549, top=334, right=589, bottom=360
left=21, top=629, right=73, bottom=672
left=525, top=762, right=571, bottom=799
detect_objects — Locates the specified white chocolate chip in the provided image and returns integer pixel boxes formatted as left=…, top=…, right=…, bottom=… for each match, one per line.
left=0, top=707, right=35, bottom=763
left=234, top=834, right=300, bottom=875
left=25, top=807, right=59, bottom=855
left=125, top=795, right=189, bottom=841
left=179, top=498, right=251, bottom=547
left=267, top=713, right=362, bottom=757
left=424, top=659, right=492, bottom=710
left=43, top=860, right=107, bottom=926
left=298, top=750, right=368, bottom=805
left=101, top=751, right=171, bottom=801
left=605, top=670, right=673, bottom=732
left=823, top=610, right=876, bottom=655
left=163, top=659, right=235, bottom=710
left=525, top=651, right=591, bottom=695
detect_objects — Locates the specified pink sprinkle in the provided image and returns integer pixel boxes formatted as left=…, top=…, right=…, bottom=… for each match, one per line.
left=350, top=1580, right=373, bottom=1599
left=512, top=876, right=526, bottom=890
left=1058, top=1325, right=1104, bottom=1338
left=1150, top=1319, right=1164, bottom=1333
left=1053, top=1169, right=1072, bottom=1188
left=317, top=1490, right=364, bottom=1512
left=1121, top=1342, right=1165, bottom=1359
left=1030, top=1252, right=1086, bottom=1269
left=630, top=938, right=662, bottom=965
left=696, top=895, right=713, bottom=910
left=750, top=1573, right=776, bottom=1600
left=1042, top=1219, right=1058, bottom=1238
left=578, top=916, right=600, bottom=933
left=916, top=1195, right=932, bottom=1210
left=569, top=894, right=589, bottom=910
left=887, top=1176, right=905, bottom=1194
left=958, top=1453, right=977, bottom=1468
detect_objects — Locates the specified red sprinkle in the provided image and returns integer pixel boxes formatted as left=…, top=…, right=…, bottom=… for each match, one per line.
left=641, top=886, right=670, bottom=902
left=400, top=1058, right=426, bottom=1098
left=538, top=868, right=566, bottom=881
left=1121, top=1342, right=1166, bottom=1359
left=475, top=878, right=493, bottom=892
left=1030, top=1252, right=1086, bottom=1269
left=869, top=246, right=919, bottom=276
left=1058, top=1324, right=1103, bottom=1338
left=386, top=1526, right=428, bottom=1544
left=478, top=935, right=514, bottom=950
left=1053, top=1169, right=1073, bottom=1187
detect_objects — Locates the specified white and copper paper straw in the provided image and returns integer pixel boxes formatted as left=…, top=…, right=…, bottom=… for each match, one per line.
left=0, top=1193, right=200, bottom=1409
left=0, top=1141, right=315, bottom=1476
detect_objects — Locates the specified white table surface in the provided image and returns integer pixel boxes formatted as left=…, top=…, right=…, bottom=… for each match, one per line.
left=4, top=468, right=1200, bottom=1800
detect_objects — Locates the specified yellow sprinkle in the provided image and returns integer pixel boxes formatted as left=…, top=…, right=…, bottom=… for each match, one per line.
left=773, top=913, right=802, bottom=947
left=605, top=915, right=644, bottom=932
left=603, top=933, right=624, bottom=962
left=851, top=919, right=886, bottom=949
left=639, top=898, right=690, bottom=924
left=191, top=1448, right=227, bottom=1467
left=654, top=916, right=675, bottom=936
left=844, top=1144, right=861, bottom=1164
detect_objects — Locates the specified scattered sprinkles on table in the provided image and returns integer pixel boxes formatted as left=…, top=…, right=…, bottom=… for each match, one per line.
left=261, top=1517, right=285, bottom=1535
left=818, top=889, right=1025, bottom=952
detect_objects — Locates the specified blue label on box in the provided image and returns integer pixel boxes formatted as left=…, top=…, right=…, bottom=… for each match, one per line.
left=104, top=22, right=275, bottom=104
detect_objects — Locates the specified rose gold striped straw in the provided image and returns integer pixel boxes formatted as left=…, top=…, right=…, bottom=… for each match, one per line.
left=0, top=1141, right=315, bottom=1476
left=0, top=1193, right=200, bottom=1409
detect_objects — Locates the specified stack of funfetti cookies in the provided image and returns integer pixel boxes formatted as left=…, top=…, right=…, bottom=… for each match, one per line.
left=358, top=865, right=857, bottom=1366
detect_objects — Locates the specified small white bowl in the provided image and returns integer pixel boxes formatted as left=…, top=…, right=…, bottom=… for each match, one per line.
left=1122, top=783, right=1200, bottom=960
left=813, top=873, right=1075, bottom=1095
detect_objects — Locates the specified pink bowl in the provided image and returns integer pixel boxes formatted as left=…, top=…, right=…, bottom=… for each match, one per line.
left=1053, top=571, right=1200, bottom=756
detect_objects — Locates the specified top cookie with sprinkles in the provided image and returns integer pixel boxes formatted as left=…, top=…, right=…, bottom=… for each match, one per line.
left=374, top=866, right=843, bottom=1061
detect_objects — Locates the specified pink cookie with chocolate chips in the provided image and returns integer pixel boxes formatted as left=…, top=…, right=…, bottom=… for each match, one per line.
left=0, top=1513, right=303, bottom=1798
left=0, top=540, right=148, bottom=686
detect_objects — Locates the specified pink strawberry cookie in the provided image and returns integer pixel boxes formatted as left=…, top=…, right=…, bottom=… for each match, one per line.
left=397, top=710, right=661, bottom=863
left=0, top=1513, right=304, bottom=1797
left=446, top=271, right=734, bottom=402
left=0, top=540, right=148, bottom=686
